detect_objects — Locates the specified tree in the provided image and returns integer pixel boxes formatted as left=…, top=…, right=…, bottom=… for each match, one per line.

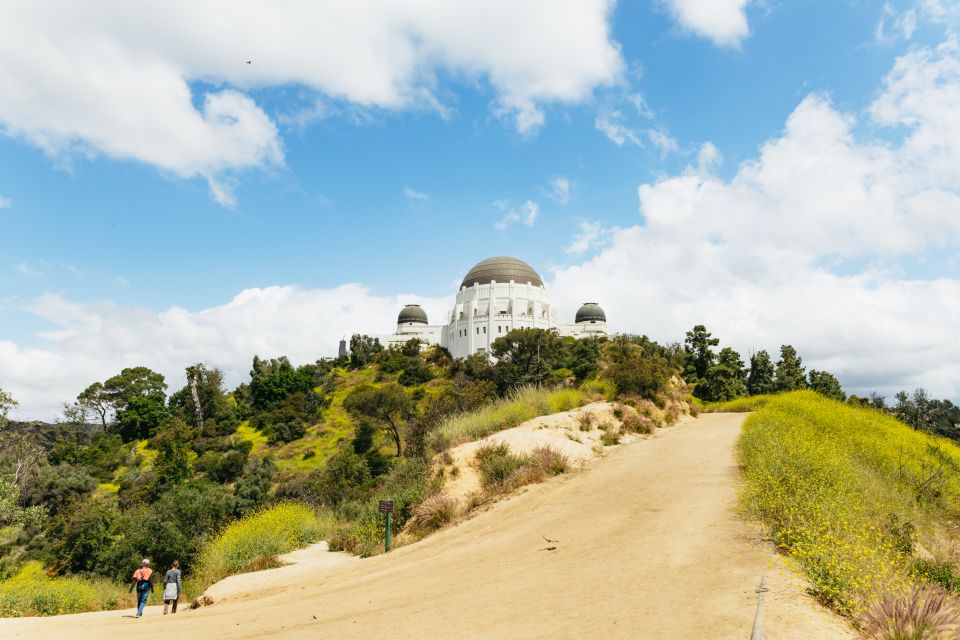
left=103, top=367, right=167, bottom=410
left=774, top=345, right=807, bottom=392
left=185, top=363, right=206, bottom=429
left=77, top=382, right=111, bottom=429
left=683, top=325, right=719, bottom=384
left=169, top=365, right=238, bottom=435
left=1, top=386, right=18, bottom=427
left=152, top=418, right=193, bottom=485
left=115, top=392, right=169, bottom=441
left=349, top=334, right=384, bottom=368
left=746, top=350, right=775, bottom=396
left=567, top=337, right=602, bottom=382
left=249, top=356, right=315, bottom=410
left=808, top=370, right=846, bottom=401
left=234, top=457, right=275, bottom=516
left=602, top=339, right=671, bottom=399
left=344, top=383, right=413, bottom=456
left=490, top=328, right=565, bottom=390
left=893, top=389, right=960, bottom=439
left=697, top=347, right=747, bottom=402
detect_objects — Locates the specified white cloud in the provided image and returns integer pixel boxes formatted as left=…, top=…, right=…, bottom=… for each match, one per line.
left=595, top=109, right=644, bottom=146
left=403, top=186, right=430, bottom=201
left=663, top=0, right=753, bottom=47
left=1, top=285, right=450, bottom=420
left=549, top=39, right=960, bottom=403
left=877, top=3, right=918, bottom=43
left=648, top=128, right=679, bottom=156
left=565, top=220, right=612, bottom=255
left=0, top=195, right=10, bottom=208
left=0, top=1, right=623, bottom=202
left=549, top=177, right=571, bottom=205
left=494, top=200, right=540, bottom=229
left=114, top=276, right=130, bottom=287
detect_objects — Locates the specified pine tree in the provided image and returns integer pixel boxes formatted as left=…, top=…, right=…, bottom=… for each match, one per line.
left=774, top=345, right=807, bottom=392
left=808, top=370, right=845, bottom=401
left=698, top=347, right=747, bottom=401
left=683, top=324, right=719, bottom=384
left=746, top=350, right=775, bottom=396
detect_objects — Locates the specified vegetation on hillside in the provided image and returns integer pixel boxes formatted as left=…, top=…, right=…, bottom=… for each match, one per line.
left=738, top=391, right=960, bottom=624
left=0, top=328, right=686, bottom=615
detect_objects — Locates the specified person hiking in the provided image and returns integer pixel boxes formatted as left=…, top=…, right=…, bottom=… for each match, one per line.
left=130, top=558, right=154, bottom=618
left=163, top=560, right=183, bottom=614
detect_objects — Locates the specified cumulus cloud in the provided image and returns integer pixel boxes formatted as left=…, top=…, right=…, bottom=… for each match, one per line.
left=494, top=200, right=540, bottom=229
left=403, top=186, right=430, bottom=201
left=549, top=39, right=960, bottom=403
left=1, top=286, right=450, bottom=420
left=663, top=0, right=753, bottom=47
left=0, top=1, right=623, bottom=203
left=549, top=177, right=571, bottom=205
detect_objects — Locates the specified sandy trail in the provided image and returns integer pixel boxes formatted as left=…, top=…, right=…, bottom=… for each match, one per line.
left=0, top=413, right=853, bottom=639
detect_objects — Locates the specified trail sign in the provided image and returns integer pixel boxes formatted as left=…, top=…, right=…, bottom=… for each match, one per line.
left=379, top=500, right=395, bottom=552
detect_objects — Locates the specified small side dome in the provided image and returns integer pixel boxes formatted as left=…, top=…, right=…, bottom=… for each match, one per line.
left=398, top=304, right=428, bottom=325
left=575, top=302, right=606, bottom=324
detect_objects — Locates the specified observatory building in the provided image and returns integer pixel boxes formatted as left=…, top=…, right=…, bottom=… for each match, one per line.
left=383, top=256, right=607, bottom=358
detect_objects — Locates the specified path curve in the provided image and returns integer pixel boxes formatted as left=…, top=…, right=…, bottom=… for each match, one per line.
left=0, top=413, right=853, bottom=639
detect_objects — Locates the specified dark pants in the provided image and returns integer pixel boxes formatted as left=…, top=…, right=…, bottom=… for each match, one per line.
left=164, top=598, right=178, bottom=614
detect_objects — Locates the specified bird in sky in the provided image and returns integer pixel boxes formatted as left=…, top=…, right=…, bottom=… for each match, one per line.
left=245, top=60, right=252, bottom=64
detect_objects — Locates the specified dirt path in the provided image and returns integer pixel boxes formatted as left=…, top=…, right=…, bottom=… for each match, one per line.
left=0, top=413, right=853, bottom=639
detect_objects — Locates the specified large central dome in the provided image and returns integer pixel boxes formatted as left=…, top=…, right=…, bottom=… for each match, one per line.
left=461, top=256, right=543, bottom=288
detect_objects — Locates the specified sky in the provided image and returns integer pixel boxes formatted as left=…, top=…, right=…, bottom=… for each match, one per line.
left=2, top=0, right=960, bottom=419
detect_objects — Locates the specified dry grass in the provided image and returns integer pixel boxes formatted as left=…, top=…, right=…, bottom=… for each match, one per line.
left=409, top=493, right=459, bottom=533
left=600, top=429, right=621, bottom=446
left=620, top=413, right=654, bottom=434
left=577, top=412, right=595, bottom=432
left=860, top=587, right=959, bottom=640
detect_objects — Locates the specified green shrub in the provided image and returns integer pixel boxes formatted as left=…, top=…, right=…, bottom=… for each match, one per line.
left=191, top=502, right=328, bottom=595
left=0, top=562, right=133, bottom=617
left=429, top=387, right=586, bottom=452
left=704, top=394, right=772, bottom=413
left=600, top=430, right=621, bottom=446
left=737, top=391, right=960, bottom=618
left=477, top=445, right=527, bottom=488
left=581, top=378, right=616, bottom=401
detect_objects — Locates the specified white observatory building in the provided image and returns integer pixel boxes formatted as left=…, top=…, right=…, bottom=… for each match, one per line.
left=383, top=256, right=607, bottom=358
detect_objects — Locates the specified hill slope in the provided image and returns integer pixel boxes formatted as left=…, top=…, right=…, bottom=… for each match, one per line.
left=0, top=413, right=851, bottom=639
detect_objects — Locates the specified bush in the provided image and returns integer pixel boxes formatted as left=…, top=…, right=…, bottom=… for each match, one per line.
left=620, top=414, right=654, bottom=435
left=191, top=503, right=329, bottom=595
left=429, top=387, right=586, bottom=452
left=737, top=391, right=960, bottom=618
left=703, top=394, right=772, bottom=413
left=581, top=378, right=616, bottom=401
left=409, top=493, right=458, bottom=533
left=577, top=412, right=594, bottom=432
left=0, top=562, right=133, bottom=617
left=600, top=430, right=621, bottom=446
left=528, top=446, right=569, bottom=476
left=476, top=444, right=526, bottom=488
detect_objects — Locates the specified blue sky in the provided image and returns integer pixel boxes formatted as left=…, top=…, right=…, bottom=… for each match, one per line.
left=2, top=0, right=960, bottom=417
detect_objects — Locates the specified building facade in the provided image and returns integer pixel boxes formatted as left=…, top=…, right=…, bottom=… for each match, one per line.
left=383, top=256, right=607, bottom=358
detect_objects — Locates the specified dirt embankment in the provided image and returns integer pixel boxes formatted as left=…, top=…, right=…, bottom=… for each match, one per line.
left=0, top=413, right=854, bottom=639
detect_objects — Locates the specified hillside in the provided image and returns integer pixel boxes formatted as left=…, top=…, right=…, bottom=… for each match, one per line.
left=0, top=412, right=852, bottom=639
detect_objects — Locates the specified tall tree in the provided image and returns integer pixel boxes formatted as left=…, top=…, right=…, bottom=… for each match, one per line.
left=774, top=345, right=807, bottom=392
left=115, top=393, right=169, bottom=441
left=0, top=386, right=16, bottom=428
left=808, top=370, right=846, bottom=401
left=185, top=364, right=205, bottom=430
left=103, top=367, right=167, bottom=410
left=746, top=350, right=775, bottom=396
left=343, top=383, right=413, bottom=456
left=153, top=418, right=194, bottom=485
left=77, top=382, right=111, bottom=428
left=348, top=334, right=384, bottom=368
left=490, top=328, right=565, bottom=390
left=683, top=324, right=719, bottom=384
left=697, top=347, right=747, bottom=402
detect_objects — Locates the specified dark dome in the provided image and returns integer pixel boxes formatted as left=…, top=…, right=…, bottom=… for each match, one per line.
left=575, top=302, right=606, bottom=323
left=461, top=256, right=543, bottom=288
left=398, top=304, right=428, bottom=325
